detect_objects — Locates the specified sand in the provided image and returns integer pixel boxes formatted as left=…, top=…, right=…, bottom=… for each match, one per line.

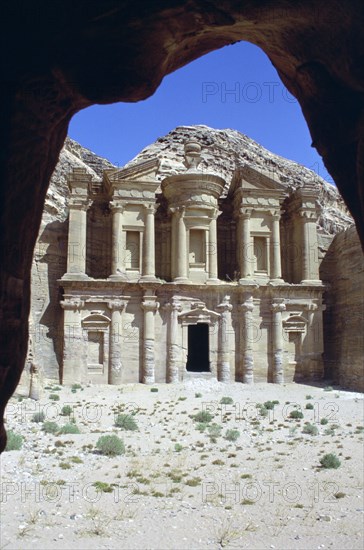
left=1, top=380, right=363, bottom=549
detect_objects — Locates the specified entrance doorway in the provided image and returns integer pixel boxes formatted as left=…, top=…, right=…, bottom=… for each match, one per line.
left=186, top=323, right=210, bottom=372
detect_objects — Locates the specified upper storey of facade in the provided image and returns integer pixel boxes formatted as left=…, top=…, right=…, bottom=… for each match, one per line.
left=62, top=141, right=322, bottom=287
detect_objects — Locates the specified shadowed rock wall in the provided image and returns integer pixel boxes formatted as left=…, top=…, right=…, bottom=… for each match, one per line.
left=321, top=225, right=364, bottom=391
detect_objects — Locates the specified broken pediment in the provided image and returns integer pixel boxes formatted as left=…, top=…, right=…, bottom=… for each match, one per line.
left=178, top=302, right=220, bottom=324
left=230, top=163, right=288, bottom=195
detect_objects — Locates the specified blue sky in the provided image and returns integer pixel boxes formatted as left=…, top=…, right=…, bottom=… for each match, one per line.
left=69, top=41, right=333, bottom=184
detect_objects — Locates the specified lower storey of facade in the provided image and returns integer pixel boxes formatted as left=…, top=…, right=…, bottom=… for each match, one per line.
left=59, top=281, right=325, bottom=386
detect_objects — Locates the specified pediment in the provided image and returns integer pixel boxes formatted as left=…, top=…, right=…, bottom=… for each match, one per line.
left=105, top=158, right=160, bottom=184
left=230, top=163, right=287, bottom=195
left=179, top=305, right=220, bottom=324
left=283, top=315, right=307, bottom=332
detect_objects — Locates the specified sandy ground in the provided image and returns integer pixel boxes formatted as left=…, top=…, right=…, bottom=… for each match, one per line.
left=0, top=380, right=363, bottom=550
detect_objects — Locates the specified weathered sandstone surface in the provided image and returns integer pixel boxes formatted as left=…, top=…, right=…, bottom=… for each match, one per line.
left=24, top=126, right=358, bottom=391
left=321, top=226, right=364, bottom=391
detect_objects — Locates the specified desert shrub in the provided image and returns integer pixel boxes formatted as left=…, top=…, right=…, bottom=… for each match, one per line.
left=302, top=423, right=318, bottom=435
left=96, top=435, right=125, bottom=456
left=61, top=405, right=73, bottom=416
left=208, top=423, right=222, bottom=442
left=196, top=422, right=209, bottom=432
left=305, top=403, right=314, bottom=410
left=93, top=481, right=113, bottom=493
left=306, top=395, right=313, bottom=400
left=257, top=405, right=269, bottom=417
left=32, top=411, right=45, bottom=423
left=114, top=414, right=138, bottom=431
left=320, top=417, right=329, bottom=425
left=59, top=423, right=80, bottom=434
left=194, top=410, right=214, bottom=423
left=225, top=429, right=240, bottom=442
left=150, top=387, right=158, bottom=392
left=324, top=386, right=333, bottom=392
left=174, top=443, right=183, bottom=452
left=320, top=453, right=341, bottom=469
left=49, top=393, right=60, bottom=401
left=289, top=410, right=304, bottom=420
left=5, top=430, right=23, bottom=451
left=42, top=421, right=60, bottom=434
left=195, top=392, right=202, bottom=398
left=220, top=396, right=234, bottom=405
left=263, top=400, right=276, bottom=410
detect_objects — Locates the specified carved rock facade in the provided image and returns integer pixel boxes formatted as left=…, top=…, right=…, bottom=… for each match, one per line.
left=59, top=141, right=325, bottom=385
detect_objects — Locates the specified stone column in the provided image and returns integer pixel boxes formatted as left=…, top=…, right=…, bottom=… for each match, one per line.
left=141, top=204, right=157, bottom=281
left=238, top=208, right=252, bottom=282
left=271, top=300, right=286, bottom=384
left=108, top=300, right=125, bottom=384
left=64, top=198, right=89, bottom=278
left=217, top=296, right=233, bottom=382
left=166, top=298, right=182, bottom=383
left=60, top=298, right=84, bottom=384
left=207, top=209, right=219, bottom=283
left=109, top=201, right=126, bottom=278
left=271, top=211, right=282, bottom=280
left=174, top=207, right=188, bottom=282
left=141, top=293, right=159, bottom=384
left=300, top=211, right=321, bottom=283
left=240, top=296, right=255, bottom=384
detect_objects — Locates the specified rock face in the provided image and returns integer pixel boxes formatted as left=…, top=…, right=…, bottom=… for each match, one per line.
left=23, top=126, right=355, bottom=388
left=2, top=1, right=364, bottom=452
left=320, top=226, right=364, bottom=391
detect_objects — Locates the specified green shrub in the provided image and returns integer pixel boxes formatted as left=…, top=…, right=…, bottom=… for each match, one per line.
left=306, top=395, right=313, bottom=400
left=208, top=423, right=222, bottom=442
left=5, top=430, right=23, bottom=451
left=225, top=429, right=240, bottom=442
left=61, top=405, right=73, bottom=416
left=320, top=417, right=329, bottom=425
left=289, top=410, right=304, bottom=420
left=302, top=423, right=318, bottom=435
left=32, top=411, right=45, bottom=423
left=194, top=410, right=214, bottom=423
left=49, top=393, right=60, bottom=401
left=96, top=435, right=125, bottom=456
left=71, top=383, right=82, bottom=393
left=59, top=423, right=80, bottom=434
left=220, top=396, right=234, bottom=405
left=257, top=405, right=269, bottom=417
left=93, top=481, right=113, bottom=493
left=263, top=400, right=276, bottom=410
left=196, top=422, right=209, bottom=432
left=195, top=392, right=202, bottom=398
left=42, top=421, right=60, bottom=434
left=114, top=414, right=138, bottom=431
left=324, top=386, right=333, bottom=392
left=174, top=443, right=183, bottom=452
left=320, top=453, right=341, bottom=469
left=305, top=403, right=314, bottom=410
left=150, top=387, right=158, bottom=393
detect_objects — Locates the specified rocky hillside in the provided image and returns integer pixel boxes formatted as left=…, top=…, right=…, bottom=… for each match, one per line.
left=22, top=126, right=353, bottom=386
left=125, top=125, right=352, bottom=236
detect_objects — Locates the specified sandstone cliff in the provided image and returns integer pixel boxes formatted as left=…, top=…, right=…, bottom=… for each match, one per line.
left=26, top=126, right=355, bottom=386
left=320, top=226, right=364, bottom=391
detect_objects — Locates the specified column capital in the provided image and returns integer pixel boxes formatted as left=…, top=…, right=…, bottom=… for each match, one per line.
left=240, top=299, right=254, bottom=313
left=164, top=298, right=183, bottom=312
left=271, top=301, right=286, bottom=313
left=270, top=209, right=281, bottom=221
left=108, top=299, right=126, bottom=311
left=68, top=197, right=89, bottom=211
left=143, top=203, right=157, bottom=214
left=110, top=200, right=125, bottom=213
left=60, top=298, right=84, bottom=311
left=217, top=296, right=233, bottom=313
left=239, top=207, right=253, bottom=218
left=303, top=303, right=318, bottom=312
left=299, top=210, right=317, bottom=220
left=141, top=297, right=159, bottom=312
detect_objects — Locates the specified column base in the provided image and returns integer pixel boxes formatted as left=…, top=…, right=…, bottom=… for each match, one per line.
left=206, top=278, right=220, bottom=285
left=139, top=275, right=159, bottom=283
left=268, top=278, right=286, bottom=285
left=108, top=273, right=129, bottom=281
left=238, top=278, right=257, bottom=286
left=300, top=279, right=323, bottom=286
left=61, top=273, right=90, bottom=281
left=173, top=277, right=189, bottom=284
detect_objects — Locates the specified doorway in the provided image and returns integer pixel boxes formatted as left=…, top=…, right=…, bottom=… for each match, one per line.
left=186, top=323, right=210, bottom=372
